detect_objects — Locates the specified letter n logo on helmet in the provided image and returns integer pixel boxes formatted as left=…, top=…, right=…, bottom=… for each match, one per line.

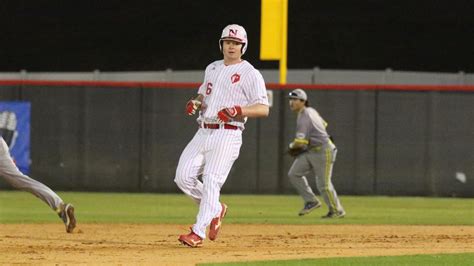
left=219, top=24, right=248, bottom=55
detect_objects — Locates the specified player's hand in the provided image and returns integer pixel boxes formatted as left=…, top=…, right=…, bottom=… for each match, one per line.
left=217, top=106, right=242, bottom=123
left=186, top=99, right=202, bottom=116
left=287, top=143, right=307, bottom=157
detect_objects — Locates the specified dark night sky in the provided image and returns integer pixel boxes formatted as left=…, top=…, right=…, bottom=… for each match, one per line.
left=1, top=0, right=473, bottom=72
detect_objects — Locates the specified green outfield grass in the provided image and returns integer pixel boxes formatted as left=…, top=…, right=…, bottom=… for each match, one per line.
left=0, top=191, right=472, bottom=225
left=1, top=191, right=473, bottom=265
left=200, top=253, right=474, bottom=266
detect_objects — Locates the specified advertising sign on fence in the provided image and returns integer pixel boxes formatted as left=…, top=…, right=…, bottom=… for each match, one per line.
left=0, top=102, right=31, bottom=174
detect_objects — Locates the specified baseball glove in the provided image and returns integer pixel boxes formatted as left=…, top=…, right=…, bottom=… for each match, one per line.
left=287, top=147, right=307, bottom=157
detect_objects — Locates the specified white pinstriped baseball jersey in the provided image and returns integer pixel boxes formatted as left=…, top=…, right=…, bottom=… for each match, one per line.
left=197, top=59, right=269, bottom=129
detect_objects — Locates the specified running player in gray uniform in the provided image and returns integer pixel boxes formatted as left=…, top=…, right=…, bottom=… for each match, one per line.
left=0, top=136, right=76, bottom=232
left=287, top=89, right=345, bottom=218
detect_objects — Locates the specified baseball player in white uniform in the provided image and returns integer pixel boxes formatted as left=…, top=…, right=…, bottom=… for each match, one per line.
left=0, top=136, right=76, bottom=233
left=176, top=24, right=269, bottom=247
left=287, top=89, right=345, bottom=218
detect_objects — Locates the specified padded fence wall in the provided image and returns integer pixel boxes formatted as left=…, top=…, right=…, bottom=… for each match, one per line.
left=0, top=84, right=472, bottom=197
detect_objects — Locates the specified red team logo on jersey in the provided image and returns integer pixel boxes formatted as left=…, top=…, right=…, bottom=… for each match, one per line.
left=206, top=82, right=213, bottom=95
left=231, top=73, right=240, bottom=84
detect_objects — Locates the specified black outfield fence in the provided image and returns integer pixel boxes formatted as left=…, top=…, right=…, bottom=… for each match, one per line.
left=0, top=80, right=473, bottom=197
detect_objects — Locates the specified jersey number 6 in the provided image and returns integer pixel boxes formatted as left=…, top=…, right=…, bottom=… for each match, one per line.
left=206, top=82, right=213, bottom=95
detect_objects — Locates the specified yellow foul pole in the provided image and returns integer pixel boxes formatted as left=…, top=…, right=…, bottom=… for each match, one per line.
left=279, top=0, right=288, bottom=85
left=260, top=0, right=288, bottom=85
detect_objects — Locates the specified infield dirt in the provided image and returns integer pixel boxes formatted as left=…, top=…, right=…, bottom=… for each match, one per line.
left=1, top=224, right=473, bottom=265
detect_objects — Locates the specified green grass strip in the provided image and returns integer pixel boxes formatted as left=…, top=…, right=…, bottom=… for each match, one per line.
left=200, top=253, right=474, bottom=266
left=0, top=191, right=473, bottom=225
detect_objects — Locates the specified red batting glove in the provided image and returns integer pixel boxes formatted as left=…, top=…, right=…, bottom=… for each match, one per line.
left=186, top=99, right=201, bottom=116
left=217, top=106, right=242, bottom=123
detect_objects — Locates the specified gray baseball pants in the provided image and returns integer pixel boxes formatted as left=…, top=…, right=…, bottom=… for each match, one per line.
left=0, top=137, right=63, bottom=212
left=288, top=141, right=344, bottom=213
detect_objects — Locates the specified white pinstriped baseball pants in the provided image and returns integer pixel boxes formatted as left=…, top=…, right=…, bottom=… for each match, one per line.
left=175, top=128, right=242, bottom=239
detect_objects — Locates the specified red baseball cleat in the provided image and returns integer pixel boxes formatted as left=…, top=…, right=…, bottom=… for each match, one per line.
left=178, top=229, right=203, bottom=248
left=209, top=203, right=228, bottom=241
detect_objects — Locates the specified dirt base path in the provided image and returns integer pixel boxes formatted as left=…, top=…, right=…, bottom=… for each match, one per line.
left=1, top=224, right=473, bottom=265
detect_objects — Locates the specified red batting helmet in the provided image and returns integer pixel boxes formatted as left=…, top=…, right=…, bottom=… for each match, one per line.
left=219, top=24, right=248, bottom=55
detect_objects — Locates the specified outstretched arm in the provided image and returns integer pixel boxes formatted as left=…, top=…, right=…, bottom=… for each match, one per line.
left=217, top=103, right=269, bottom=123
left=241, top=104, right=269, bottom=118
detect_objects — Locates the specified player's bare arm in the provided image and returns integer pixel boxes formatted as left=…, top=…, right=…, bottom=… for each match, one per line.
left=194, top=94, right=204, bottom=102
left=217, top=104, right=269, bottom=123
left=241, top=103, right=269, bottom=118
